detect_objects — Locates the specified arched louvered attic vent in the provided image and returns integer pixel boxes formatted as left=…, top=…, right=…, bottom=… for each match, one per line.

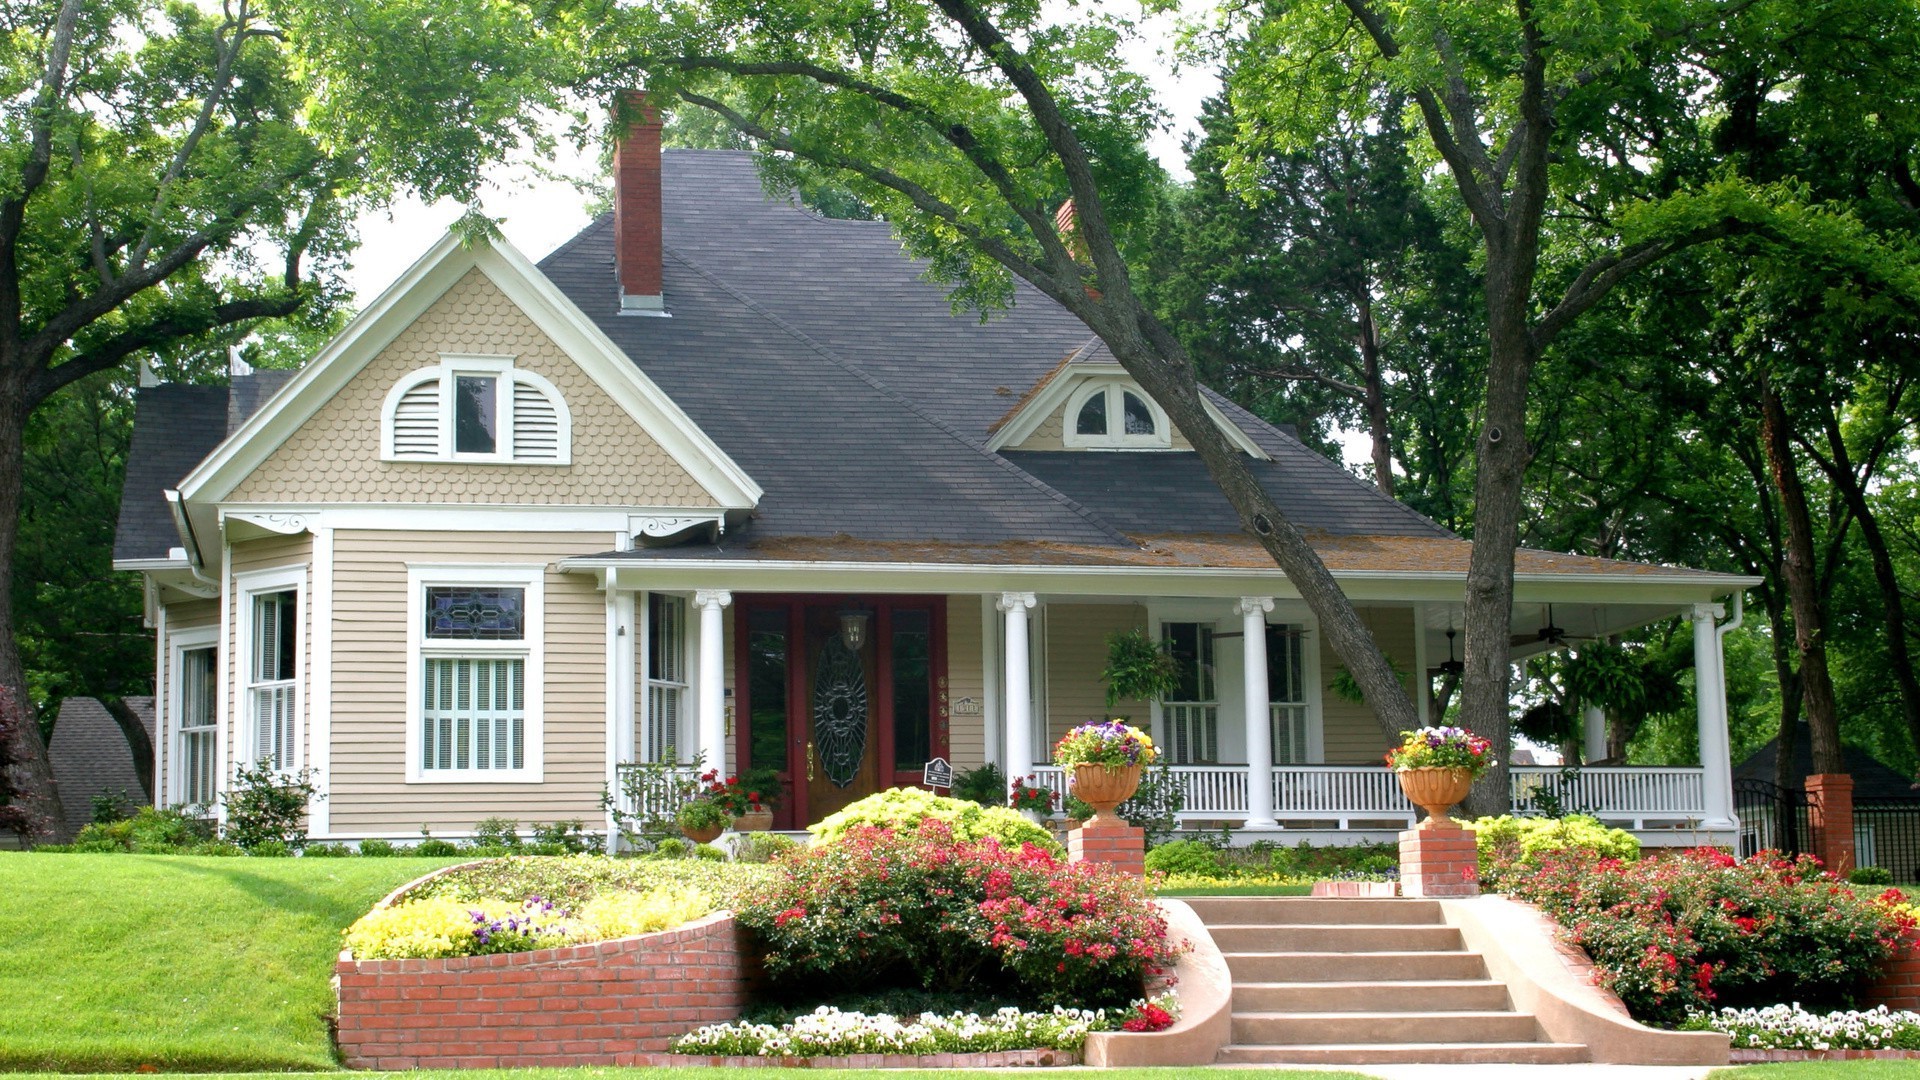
left=380, top=358, right=571, bottom=465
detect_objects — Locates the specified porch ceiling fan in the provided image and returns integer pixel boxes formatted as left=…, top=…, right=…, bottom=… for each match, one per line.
left=1511, top=604, right=1571, bottom=649
left=1438, top=628, right=1465, bottom=676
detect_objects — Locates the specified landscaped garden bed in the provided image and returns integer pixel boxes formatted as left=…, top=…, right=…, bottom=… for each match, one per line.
left=335, top=788, right=1189, bottom=1069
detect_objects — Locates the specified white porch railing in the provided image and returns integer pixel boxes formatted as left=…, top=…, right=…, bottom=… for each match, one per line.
left=611, top=762, right=700, bottom=828
left=1509, top=766, right=1706, bottom=828
left=1030, top=764, right=1709, bottom=830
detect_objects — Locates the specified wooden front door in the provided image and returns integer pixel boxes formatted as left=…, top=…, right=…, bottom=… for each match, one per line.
left=802, top=605, right=881, bottom=821
left=735, top=596, right=949, bottom=828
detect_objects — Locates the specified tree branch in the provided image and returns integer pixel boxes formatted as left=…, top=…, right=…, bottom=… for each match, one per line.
left=132, top=0, right=257, bottom=269
left=1533, top=223, right=1734, bottom=348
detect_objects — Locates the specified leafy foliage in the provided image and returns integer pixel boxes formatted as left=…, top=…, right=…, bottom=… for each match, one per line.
left=221, top=764, right=318, bottom=851
left=809, top=786, right=1059, bottom=855
left=950, top=763, right=1007, bottom=808
left=1468, top=814, right=1640, bottom=888
left=736, top=819, right=1180, bottom=1007
left=1508, top=848, right=1913, bottom=1022
left=1100, top=629, right=1181, bottom=707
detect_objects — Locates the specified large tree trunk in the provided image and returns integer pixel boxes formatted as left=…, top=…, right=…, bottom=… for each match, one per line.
left=0, top=373, right=62, bottom=841
left=1457, top=252, right=1536, bottom=818
left=1816, top=414, right=1920, bottom=759
left=1356, top=284, right=1395, bottom=497
left=1759, top=377, right=1845, bottom=775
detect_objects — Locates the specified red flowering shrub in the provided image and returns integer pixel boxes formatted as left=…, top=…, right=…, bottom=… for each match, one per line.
left=1509, top=847, right=1915, bottom=1024
left=735, top=819, right=1181, bottom=1007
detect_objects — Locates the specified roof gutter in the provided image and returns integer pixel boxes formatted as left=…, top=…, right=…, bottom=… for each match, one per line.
left=165, top=489, right=215, bottom=586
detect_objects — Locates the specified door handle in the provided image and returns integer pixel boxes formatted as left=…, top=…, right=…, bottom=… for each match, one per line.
left=807, top=741, right=816, bottom=781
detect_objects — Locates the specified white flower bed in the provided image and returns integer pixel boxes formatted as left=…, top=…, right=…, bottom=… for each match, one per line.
left=1684, top=1004, right=1920, bottom=1050
left=671, top=1004, right=1114, bottom=1056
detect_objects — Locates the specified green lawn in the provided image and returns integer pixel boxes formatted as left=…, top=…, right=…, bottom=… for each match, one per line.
left=13, top=1073, right=1363, bottom=1080
left=0, top=852, right=462, bottom=1072
left=1712, top=1065, right=1920, bottom=1079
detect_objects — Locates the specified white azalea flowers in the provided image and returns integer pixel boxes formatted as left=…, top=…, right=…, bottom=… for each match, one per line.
left=672, top=1004, right=1114, bottom=1056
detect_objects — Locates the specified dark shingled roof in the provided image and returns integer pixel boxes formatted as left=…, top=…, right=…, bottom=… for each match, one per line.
left=114, top=150, right=1536, bottom=566
left=47, top=697, right=147, bottom=841
left=1735, top=730, right=1918, bottom=799
left=535, top=150, right=1451, bottom=554
left=115, top=374, right=299, bottom=562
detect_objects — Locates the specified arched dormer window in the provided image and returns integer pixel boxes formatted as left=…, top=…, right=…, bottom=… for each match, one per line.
left=380, top=355, right=571, bottom=464
left=1064, top=379, right=1171, bottom=449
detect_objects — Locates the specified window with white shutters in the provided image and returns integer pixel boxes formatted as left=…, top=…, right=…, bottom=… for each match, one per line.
left=381, top=359, right=570, bottom=464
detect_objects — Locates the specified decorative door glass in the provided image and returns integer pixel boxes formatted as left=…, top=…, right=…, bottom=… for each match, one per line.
left=812, top=635, right=868, bottom=787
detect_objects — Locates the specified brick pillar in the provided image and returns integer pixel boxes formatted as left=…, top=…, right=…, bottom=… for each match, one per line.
left=1807, top=773, right=1856, bottom=876
left=1069, top=818, right=1145, bottom=877
left=1399, top=824, right=1479, bottom=898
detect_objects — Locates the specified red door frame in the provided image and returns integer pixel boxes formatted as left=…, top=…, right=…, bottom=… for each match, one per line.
left=733, top=594, right=949, bottom=829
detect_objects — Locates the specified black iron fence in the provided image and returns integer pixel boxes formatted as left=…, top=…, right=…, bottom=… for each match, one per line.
left=1731, top=778, right=1920, bottom=884
left=1733, top=778, right=1810, bottom=860
left=1854, top=797, right=1920, bottom=885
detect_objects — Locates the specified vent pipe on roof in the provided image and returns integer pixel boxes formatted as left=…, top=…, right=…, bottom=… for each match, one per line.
left=613, top=91, right=666, bottom=314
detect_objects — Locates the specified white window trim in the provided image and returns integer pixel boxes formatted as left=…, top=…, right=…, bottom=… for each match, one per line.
left=643, top=592, right=690, bottom=764
left=1062, top=379, right=1173, bottom=450
left=1144, top=599, right=1325, bottom=765
left=379, top=353, right=573, bottom=465
left=235, top=564, right=306, bottom=775
left=405, top=563, right=545, bottom=783
left=168, top=625, right=219, bottom=808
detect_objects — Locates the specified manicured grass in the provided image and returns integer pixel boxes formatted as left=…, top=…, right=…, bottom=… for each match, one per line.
left=1712, top=1065, right=1920, bottom=1078
left=1154, top=882, right=1316, bottom=896
left=0, top=852, right=463, bottom=1072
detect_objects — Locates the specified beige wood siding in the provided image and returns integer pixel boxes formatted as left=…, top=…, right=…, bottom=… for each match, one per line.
left=228, top=269, right=716, bottom=507
left=946, top=597, right=985, bottom=771
left=1321, top=606, right=1417, bottom=764
left=227, top=535, right=312, bottom=777
left=328, top=529, right=613, bottom=833
left=156, top=598, right=220, bottom=804
left=1044, top=604, right=1149, bottom=744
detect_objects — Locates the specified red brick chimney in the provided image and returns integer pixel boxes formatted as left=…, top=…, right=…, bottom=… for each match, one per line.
left=613, top=91, right=664, bottom=312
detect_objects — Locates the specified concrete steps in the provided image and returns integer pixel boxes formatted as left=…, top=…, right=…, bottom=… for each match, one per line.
left=1187, top=895, right=1589, bottom=1065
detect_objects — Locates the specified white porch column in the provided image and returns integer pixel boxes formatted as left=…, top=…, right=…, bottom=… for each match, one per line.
left=695, top=589, right=732, bottom=773
left=1240, top=596, right=1277, bottom=828
left=1582, top=705, right=1608, bottom=764
left=999, top=591, right=1037, bottom=791
left=1692, top=603, right=1737, bottom=828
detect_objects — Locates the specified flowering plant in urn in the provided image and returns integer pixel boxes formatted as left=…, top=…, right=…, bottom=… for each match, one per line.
left=1385, top=726, right=1492, bottom=828
left=1054, top=720, right=1157, bottom=823
left=1052, top=720, right=1159, bottom=768
left=1384, top=726, right=1494, bottom=776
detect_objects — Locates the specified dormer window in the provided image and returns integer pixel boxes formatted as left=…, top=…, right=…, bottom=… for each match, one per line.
left=381, top=355, right=571, bottom=464
left=1064, top=380, right=1171, bottom=449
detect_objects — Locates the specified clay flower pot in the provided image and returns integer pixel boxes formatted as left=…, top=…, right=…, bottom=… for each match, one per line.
left=1397, top=767, right=1474, bottom=829
left=733, top=808, right=773, bottom=832
left=1073, top=762, right=1143, bottom=825
left=681, top=822, right=726, bottom=844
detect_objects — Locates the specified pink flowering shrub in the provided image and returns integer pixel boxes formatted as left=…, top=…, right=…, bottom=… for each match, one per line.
left=735, top=819, right=1181, bottom=1007
left=1509, top=847, right=1916, bottom=1024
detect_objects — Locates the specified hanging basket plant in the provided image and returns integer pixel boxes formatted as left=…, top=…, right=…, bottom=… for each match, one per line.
left=1101, top=628, right=1182, bottom=707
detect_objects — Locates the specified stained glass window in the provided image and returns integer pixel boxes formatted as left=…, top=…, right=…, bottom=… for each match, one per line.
left=425, top=586, right=525, bottom=640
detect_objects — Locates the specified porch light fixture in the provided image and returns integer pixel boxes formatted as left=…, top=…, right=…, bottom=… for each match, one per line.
left=837, top=607, right=871, bottom=652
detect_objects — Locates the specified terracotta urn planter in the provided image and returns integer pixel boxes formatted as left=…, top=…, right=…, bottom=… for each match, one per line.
left=1072, top=762, right=1143, bottom=825
left=1397, top=767, right=1474, bottom=829
left=681, top=822, right=726, bottom=844
left=732, top=808, right=773, bottom=832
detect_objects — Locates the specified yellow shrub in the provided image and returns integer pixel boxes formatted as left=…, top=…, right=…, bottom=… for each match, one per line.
left=344, top=896, right=577, bottom=959
left=578, top=886, right=713, bottom=939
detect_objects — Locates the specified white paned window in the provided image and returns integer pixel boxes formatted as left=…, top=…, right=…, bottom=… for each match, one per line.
left=380, top=355, right=571, bottom=464
left=1064, top=379, right=1172, bottom=449
left=645, top=593, right=686, bottom=762
left=245, top=586, right=301, bottom=772
left=174, top=641, right=218, bottom=806
left=1161, top=621, right=1217, bottom=764
left=408, top=566, right=543, bottom=782
left=1266, top=625, right=1311, bottom=765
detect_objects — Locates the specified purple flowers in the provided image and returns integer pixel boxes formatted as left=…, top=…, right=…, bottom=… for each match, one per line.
left=1052, top=720, right=1160, bottom=767
left=467, top=896, right=568, bottom=949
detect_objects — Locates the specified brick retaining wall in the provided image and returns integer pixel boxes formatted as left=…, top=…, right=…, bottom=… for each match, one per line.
left=333, top=911, right=756, bottom=1069
left=1864, top=943, right=1920, bottom=1012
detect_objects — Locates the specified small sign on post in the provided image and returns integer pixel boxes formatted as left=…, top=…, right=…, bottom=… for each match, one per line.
left=923, top=756, right=954, bottom=790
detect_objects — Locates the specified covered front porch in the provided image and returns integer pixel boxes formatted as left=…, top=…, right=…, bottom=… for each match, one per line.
left=569, top=554, right=1750, bottom=847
